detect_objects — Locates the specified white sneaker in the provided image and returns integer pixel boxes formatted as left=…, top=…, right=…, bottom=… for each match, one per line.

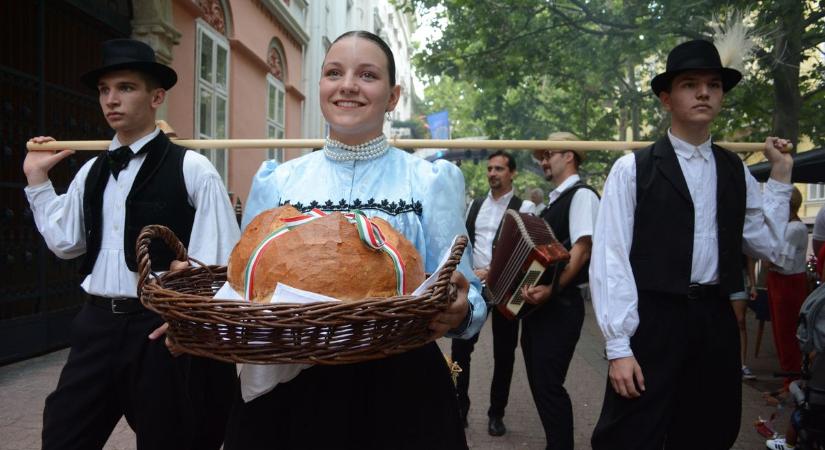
left=766, top=437, right=795, bottom=449
left=742, top=365, right=757, bottom=380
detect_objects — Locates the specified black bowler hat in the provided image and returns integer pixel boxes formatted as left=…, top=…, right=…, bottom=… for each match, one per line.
left=80, top=39, right=177, bottom=91
left=650, top=39, right=741, bottom=96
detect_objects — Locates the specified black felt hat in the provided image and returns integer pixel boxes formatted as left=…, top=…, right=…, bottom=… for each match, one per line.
left=80, top=39, right=177, bottom=90
left=651, top=39, right=741, bottom=96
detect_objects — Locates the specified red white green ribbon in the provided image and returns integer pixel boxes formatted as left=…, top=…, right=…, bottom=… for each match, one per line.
left=242, top=209, right=406, bottom=301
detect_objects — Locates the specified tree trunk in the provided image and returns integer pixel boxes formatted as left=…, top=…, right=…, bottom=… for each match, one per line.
left=770, top=0, right=803, bottom=151
left=628, top=63, right=641, bottom=140
left=619, top=107, right=628, bottom=141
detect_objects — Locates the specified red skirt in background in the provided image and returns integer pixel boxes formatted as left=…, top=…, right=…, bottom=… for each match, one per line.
left=766, top=271, right=808, bottom=385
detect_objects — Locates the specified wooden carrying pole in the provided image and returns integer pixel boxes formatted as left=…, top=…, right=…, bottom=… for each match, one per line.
left=26, top=138, right=788, bottom=153
left=26, top=120, right=789, bottom=153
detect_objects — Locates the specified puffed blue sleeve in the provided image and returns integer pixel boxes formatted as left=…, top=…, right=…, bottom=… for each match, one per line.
left=241, top=159, right=282, bottom=230
left=418, top=159, right=486, bottom=339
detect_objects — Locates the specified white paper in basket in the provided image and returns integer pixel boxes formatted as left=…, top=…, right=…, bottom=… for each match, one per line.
left=213, top=236, right=461, bottom=403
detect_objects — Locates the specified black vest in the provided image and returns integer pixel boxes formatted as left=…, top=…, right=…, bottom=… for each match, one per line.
left=465, top=194, right=523, bottom=250
left=540, top=180, right=599, bottom=294
left=81, top=132, right=196, bottom=274
left=629, top=136, right=746, bottom=296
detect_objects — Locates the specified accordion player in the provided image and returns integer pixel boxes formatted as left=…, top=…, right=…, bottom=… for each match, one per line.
left=485, top=210, right=570, bottom=320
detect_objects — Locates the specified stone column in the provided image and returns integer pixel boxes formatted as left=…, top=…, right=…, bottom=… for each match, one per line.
left=131, top=0, right=182, bottom=120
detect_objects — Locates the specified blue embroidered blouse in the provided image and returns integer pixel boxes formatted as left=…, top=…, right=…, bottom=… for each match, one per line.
left=242, top=146, right=486, bottom=338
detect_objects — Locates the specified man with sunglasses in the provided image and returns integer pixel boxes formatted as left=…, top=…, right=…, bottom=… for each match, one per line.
left=521, top=132, right=600, bottom=449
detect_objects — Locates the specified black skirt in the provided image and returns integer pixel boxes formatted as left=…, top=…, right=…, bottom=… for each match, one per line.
left=224, top=341, right=468, bottom=450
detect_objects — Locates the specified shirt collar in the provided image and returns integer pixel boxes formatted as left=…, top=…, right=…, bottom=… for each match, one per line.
left=668, top=129, right=712, bottom=161
left=109, top=127, right=161, bottom=153
left=548, top=174, right=580, bottom=205
left=487, top=188, right=515, bottom=204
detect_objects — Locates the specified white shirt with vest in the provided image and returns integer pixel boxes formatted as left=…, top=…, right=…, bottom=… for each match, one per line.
left=546, top=174, right=600, bottom=245
left=24, top=128, right=240, bottom=299
left=470, top=189, right=535, bottom=270
left=590, top=130, right=793, bottom=360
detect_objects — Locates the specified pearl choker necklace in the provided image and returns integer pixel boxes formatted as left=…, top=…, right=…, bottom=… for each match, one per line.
left=323, top=135, right=389, bottom=161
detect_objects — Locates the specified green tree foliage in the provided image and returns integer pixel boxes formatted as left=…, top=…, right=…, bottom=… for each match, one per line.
left=404, top=0, right=824, bottom=161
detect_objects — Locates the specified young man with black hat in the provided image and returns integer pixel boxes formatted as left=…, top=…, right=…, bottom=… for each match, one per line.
left=521, top=132, right=599, bottom=450
left=589, top=39, right=793, bottom=449
left=23, top=39, right=240, bottom=450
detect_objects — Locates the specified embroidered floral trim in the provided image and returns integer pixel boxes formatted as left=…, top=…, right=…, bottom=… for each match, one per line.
left=280, top=198, right=423, bottom=216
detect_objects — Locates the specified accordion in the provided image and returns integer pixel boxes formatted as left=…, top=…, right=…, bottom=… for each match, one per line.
left=486, top=210, right=570, bottom=320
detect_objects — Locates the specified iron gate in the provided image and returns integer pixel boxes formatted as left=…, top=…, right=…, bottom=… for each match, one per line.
left=0, top=0, right=131, bottom=364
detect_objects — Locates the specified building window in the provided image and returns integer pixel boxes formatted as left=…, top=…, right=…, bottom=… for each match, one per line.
left=195, top=20, right=230, bottom=182
left=267, top=75, right=285, bottom=161
left=809, top=183, right=825, bottom=202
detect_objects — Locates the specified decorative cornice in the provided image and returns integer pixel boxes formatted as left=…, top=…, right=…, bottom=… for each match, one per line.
left=257, top=0, right=309, bottom=46
left=229, top=39, right=270, bottom=73
left=285, top=83, right=305, bottom=101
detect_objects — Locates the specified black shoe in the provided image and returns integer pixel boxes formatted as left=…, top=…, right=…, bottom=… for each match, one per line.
left=488, top=416, right=506, bottom=436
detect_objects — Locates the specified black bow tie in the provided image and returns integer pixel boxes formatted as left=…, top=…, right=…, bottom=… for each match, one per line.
left=107, top=145, right=144, bottom=179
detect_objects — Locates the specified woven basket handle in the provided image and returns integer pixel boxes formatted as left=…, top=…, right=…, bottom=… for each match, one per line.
left=136, top=225, right=189, bottom=298
left=430, top=235, right=469, bottom=300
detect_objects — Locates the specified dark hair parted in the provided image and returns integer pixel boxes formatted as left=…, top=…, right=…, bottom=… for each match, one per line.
left=331, top=30, right=396, bottom=87
left=489, top=150, right=516, bottom=171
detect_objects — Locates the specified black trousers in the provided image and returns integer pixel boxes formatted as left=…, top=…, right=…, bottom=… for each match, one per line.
left=42, top=301, right=237, bottom=450
left=224, top=342, right=467, bottom=450
left=451, top=306, right=519, bottom=418
left=521, top=290, right=584, bottom=450
left=591, top=289, right=741, bottom=450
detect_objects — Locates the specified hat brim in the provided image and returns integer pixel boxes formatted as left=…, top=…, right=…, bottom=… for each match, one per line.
left=531, top=148, right=586, bottom=162
left=651, top=67, right=741, bottom=96
left=80, top=61, right=177, bottom=91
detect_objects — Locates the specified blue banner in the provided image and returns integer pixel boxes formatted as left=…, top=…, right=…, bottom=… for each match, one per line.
left=426, top=110, right=450, bottom=140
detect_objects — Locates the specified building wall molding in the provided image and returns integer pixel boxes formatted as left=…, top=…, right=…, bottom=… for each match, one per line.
left=131, top=0, right=182, bottom=65
left=256, top=0, right=309, bottom=47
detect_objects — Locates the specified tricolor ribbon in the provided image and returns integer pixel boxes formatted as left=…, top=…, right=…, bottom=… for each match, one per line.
left=242, top=209, right=407, bottom=301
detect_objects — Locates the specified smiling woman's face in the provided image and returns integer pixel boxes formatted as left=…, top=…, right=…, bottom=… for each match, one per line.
left=320, top=36, right=400, bottom=145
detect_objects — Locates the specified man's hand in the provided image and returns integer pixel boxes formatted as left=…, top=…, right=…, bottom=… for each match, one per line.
left=764, top=137, right=793, bottom=185
left=749, top=286, right=758, bottom=301
left=24, top=136, right=75, bottom=186
left=429, top=271, right=470, bottom=339
left=473, top=268, right=489, bottom=284
left=149, top=322, right=168, bottom=340
left=521, top=284, right=552, bottom=305
left=148, top=322, right=182, bottom=357
left=169, top=260, right=189, bottom=271
left=608, top=356, right=645, bottom=399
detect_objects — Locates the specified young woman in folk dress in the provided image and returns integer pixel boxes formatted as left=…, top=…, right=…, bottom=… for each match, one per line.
left=223, top=31, right=486, bottom=450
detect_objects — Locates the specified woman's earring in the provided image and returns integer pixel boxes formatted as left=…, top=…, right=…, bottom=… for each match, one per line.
left=385, top=112, right=392, bottom=122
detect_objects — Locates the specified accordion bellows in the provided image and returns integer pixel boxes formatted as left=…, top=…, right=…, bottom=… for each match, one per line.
left=227, top=206, right=425, bottom=303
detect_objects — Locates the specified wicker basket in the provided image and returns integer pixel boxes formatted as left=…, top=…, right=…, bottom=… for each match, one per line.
left=136, top=225, right=467, bottom=365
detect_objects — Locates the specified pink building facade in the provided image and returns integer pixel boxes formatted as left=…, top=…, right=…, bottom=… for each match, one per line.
left=135, top=0, right=308, bottom=208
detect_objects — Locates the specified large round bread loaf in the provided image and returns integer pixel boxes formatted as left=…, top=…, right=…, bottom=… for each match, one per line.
left=227, top=206, right=425, bottom=303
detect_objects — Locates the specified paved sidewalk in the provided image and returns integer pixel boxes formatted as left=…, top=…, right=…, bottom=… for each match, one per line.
left=444, top=300, right=785, bottom=449
left=0, top=300, right=786, bottom=449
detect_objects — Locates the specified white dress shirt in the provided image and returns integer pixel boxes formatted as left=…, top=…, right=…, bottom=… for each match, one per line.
left=471, top=189, right=536, bottom=269
left=24, top=128, right=240, bottom=298
left=547, top=174, right=600, bottom=245
left=590, top=130, right=793, bottom=360
left=773, top=221, right=809, bottom=275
